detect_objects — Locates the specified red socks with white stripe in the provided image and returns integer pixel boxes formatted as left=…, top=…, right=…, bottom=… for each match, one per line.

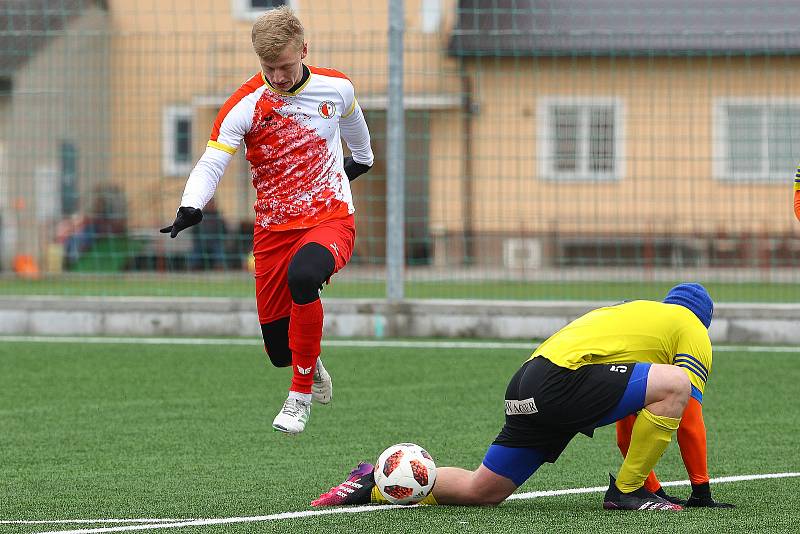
left=288, top=299, right=324, bottom=397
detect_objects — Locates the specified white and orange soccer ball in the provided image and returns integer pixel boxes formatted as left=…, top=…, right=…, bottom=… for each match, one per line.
left=374, top=443, right=437, bottom=505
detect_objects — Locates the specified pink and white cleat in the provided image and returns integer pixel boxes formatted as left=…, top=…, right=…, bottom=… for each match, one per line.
left=311, top=462, right=376, bottom=507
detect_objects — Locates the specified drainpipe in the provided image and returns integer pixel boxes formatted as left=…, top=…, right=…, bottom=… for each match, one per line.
left=460, top=57, right=474, bottom=265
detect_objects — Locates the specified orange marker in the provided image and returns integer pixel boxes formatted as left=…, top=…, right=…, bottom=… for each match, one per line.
left=795, top=165, right=800, bottom=221
left=795, top=188, right=800, bottom=222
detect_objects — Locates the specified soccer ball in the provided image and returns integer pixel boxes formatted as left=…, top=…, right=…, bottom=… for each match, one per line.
left=374, top=443, right=437, bottom=505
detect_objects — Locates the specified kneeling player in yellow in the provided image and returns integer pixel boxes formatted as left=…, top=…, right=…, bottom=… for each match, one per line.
left=312, top=283, right=733, bottom=511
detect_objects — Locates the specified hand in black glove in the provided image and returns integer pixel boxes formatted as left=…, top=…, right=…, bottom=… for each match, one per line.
left=654, top=487, right=687, bottom=506
left=343, top=156, right=372, bottom=182
left=160, top=206, right=203, bottom=238
left=685, top=482, right=735, bottom=508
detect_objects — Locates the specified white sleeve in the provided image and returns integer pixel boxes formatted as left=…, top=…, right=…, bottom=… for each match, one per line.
left=179, top=147, right=233, bottom=209
left=340, top=99, right=374, bottom=166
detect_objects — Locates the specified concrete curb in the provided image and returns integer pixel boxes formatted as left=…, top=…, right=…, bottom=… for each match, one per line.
left=1, top=296, right=799, bottom=344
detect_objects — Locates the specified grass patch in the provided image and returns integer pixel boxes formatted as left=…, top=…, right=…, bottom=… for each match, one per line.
left=0, top=340, right=797, bottom=533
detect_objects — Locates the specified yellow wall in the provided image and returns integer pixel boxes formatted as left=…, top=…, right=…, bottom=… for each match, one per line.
left=427, top=56, right=800, bottom=236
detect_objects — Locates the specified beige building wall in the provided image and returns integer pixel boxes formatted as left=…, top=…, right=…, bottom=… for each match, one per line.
left=3, top=7, right=109, bottom=267
left=426, top=56, right=800, bottom=238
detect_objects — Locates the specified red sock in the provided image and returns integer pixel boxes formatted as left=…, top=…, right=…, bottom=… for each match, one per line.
left=288, top=299, right=324, bottom=394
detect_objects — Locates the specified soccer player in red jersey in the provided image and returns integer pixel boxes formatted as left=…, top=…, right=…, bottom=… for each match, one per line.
left=162, top=6, right=374, bottom=434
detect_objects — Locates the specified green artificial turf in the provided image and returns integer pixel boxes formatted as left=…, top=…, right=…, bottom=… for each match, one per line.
left=0, top=340, right=798, bottom=533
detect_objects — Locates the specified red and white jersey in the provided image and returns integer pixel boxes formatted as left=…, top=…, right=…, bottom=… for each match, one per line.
left=181, top=66, right=373, bottom=230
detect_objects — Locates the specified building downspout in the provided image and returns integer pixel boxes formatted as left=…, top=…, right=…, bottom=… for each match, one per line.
left=459, top=57, right=474, bottom=265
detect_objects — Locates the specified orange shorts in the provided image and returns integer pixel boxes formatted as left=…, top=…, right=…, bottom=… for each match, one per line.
left=253, top=215, right=355, bottom=324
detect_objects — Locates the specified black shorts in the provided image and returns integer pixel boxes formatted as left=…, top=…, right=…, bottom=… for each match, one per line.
left=492, top=356, right=635, bottom=463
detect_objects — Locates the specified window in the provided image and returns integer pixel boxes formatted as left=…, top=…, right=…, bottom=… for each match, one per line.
left=163, top=106, right=193, bottom=176
left=232, top=0, right=292, bottom=21
left=713, top=99, right=800, bottom=181
left=421, top=0, right=442, bottom=33
left=60, top=141, right=78, bottom=216
left=538, top=97, right=624, bottom=180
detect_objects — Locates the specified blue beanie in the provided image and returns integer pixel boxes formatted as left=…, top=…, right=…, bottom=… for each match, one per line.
left=663, top=283, right=713, bottom=329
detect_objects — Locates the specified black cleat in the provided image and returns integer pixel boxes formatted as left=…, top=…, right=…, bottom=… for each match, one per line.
left=655, top=487, right=688, bottom=506
left=603, top=474, right=683, bottom=511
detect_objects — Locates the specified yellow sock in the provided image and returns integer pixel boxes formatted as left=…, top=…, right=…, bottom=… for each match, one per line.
left=419, top=492, right=438, bottom=505
left=616, top=409, right=680, bottom=493
left=370, top=485, right=389, bottom=504
left=370, top=486, right=439, bottom=505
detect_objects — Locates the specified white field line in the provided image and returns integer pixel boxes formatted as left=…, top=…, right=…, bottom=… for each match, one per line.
left=0, top=520, right=190, bottom=525
left=507, top=471, right=800, bottom=500
left=23, top=472, right=800, bottom=534
left=0, top=335, right=798, bottom=353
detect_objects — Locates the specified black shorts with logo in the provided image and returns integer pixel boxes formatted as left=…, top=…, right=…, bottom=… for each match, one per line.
left=492, top=356, right=635, bottom=463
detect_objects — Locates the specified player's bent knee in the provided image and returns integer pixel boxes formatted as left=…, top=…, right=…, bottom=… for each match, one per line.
left=287, top=262, right=318, bottom=290
left=662, top=365, right=690, bottom=400
left=673, top=369, right=691, bottom=403
left=647, top=364, right=690, bottom=403
left=287, top=243, right=335, bottom=305
left=468, top=485, right=511, bottom=506
left=469, top=464, right=516, bottom=506
left=476, top=492, right=507, bottom=506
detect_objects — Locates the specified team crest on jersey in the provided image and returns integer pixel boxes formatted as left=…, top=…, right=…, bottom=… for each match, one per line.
left=318, top=101, right=336, bottom=119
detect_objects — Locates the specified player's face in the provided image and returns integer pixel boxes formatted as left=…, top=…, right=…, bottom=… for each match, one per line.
left=261, top=42, right=308, bottom=91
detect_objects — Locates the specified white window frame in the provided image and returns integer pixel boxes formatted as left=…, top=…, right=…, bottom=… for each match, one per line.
left=712, top=97, right=800, bottom=182
left=537, top=96, right=625, bottom=181
left=231, top=0, right=298, bottom=21
left=421, top=0, right=442, bottom=33
left=162, top=105, right=193, bottom=177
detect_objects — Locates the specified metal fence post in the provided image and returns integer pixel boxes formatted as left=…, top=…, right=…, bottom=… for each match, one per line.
left=386, top=0, right=405, bottom=302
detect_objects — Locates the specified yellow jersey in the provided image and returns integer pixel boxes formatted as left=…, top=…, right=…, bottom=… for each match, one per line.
left=529, top=300, right=711, bottom=401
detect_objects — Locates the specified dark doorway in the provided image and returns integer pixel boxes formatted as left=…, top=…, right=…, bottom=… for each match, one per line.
left=350, top=110, right=431, bottom=265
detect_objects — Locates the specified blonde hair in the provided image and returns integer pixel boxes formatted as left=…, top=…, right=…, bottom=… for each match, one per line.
left=251, top=6, right=305, bottom=62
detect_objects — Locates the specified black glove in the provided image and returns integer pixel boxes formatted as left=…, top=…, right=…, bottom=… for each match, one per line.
left=685, top=482, right=735, bottom=508
left=160, top=206, right=203, bottom=238
left=344, top=156, right=372, bottom=182
left=654, top=487, right=687, bottom=506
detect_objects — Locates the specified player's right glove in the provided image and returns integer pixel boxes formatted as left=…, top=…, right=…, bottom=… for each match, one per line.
left=685, top=482, right=735, bottom=508
left=160, top=206, right=203, bottom=238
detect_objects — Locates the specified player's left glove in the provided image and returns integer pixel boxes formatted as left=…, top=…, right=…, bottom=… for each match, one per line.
left=160, top=206, right=203, bottom=238
left=685, top=482, right=735, bottom=508
left=344, top=156, right=372, bottom=182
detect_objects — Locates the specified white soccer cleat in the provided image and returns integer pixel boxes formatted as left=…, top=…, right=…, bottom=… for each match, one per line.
left=272, top=397, right=311, bottom=434
left=312, top=358, right=332, bottom=405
